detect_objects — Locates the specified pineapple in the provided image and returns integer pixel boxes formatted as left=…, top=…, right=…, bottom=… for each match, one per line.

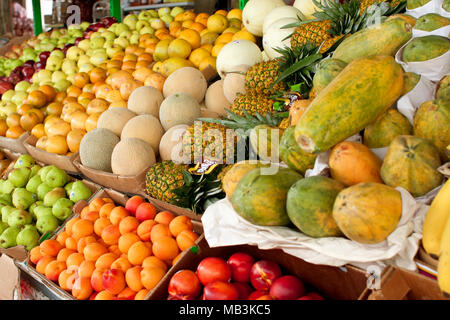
left=182, top=122, right=240, bottom=164
left=360, top=0, right=405, bottom=13
left=290, top=0, right=383, bottom=54
left=245, top=59, right=288, bottom=96
left=145, top=161, right=189, bottom=204
left=230, top=93, right=275, bottom=117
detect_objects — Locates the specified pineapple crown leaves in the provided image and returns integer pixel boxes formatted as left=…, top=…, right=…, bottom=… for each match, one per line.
left=171, top=167, right=225, bottom=214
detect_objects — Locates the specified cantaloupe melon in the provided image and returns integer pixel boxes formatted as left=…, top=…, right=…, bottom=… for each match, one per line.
left=216, top=40, right=262, bottom=78
left=159, top=124, right=189, bottom=163
left=79, top=128, right=120, bottom=172
left=242, top=0, right=285, bottom=37
left=262, top=6, right=305, bottom=35
left=127, top=86, right=164, bottom=118
left=121, top=114, right=165, bottom=156
left=162, top=67, right=207, bottom=103
left=223, top=64, right=249, bottom=103
left=204, top=79, right=231, bottom=117
left=97, top=107, right=137, bottom=136
left=159, top=93, right=201, bottom=131
left=111, top=138, right=156, bottom=176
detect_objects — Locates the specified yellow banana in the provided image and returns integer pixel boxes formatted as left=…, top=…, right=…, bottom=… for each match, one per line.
left=422, top=179, right=450, bottom=258
left=438, top=217, right=450, bottom=296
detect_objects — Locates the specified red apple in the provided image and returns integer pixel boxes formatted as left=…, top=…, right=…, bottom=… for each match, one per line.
left=135, top=202, right=157, bottom=222
left=74, top=37, right=83, bottom=46
left=233, top=282, right=253, bottom=300
left=307, top=292, right=325, bottom=300
left=168, top=269, right=202, bottom=300
left=248, top=290, right=268, bottom=300
left=22, top=66, right=35, bottom=79
left=196, top=257, right=231, bottom=286
left=89, top=292, right=98, bottom=300
left=250, top=260, right=282, bottom=291
left=34, top=61, right=45, bottom=72
left=298, top=296, right=313, bottom=300
left=125, top=195, right=145, bottom=215
left=203, top=280, right=239, bottom=300
left=269, top=275, right=305, bottom=300
left=227, top=252, right=254, bottom=283
left=23, top=60, right=35, bottom=68
left=39, top=51, right=50, bottom=62
left=0, top=81, right=13, bottom=94
left=102, top=17, right=117, bottom=27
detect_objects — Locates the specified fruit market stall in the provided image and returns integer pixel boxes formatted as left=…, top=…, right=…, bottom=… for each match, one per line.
left=0, top=0, right=449, bottom=302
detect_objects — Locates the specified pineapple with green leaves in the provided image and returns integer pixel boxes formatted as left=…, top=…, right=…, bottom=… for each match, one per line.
left=245, top=59, right=288, bottom=96
left=230, top=93, right=275, bottom=117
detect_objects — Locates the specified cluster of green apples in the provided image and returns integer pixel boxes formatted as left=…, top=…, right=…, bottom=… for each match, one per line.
left=0, top=154, right=93, bottom=251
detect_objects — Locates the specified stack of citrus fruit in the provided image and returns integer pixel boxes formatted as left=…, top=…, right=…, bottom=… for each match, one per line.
left=29, top=195, right=199, bottom=300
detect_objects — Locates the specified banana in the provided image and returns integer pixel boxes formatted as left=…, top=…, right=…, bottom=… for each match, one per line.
left=422, top=179, right=450, bottom=258
left=438, top=217, right=450, bottom=296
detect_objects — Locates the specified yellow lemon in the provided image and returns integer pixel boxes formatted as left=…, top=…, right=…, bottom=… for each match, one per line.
left=167, top=38, right=192, bottom=59
left=189, top=48, right=211, bottom=67
left=207, top=14, right=229, bottom=33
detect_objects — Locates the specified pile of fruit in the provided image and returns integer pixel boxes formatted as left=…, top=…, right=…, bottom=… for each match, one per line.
left=168, top=252, right=325, bottom=300
left=0, top=155, right=93, bottom=250
left=29, top=195, right=200, bottom=300
left=0, top=150, right=12, bottom=176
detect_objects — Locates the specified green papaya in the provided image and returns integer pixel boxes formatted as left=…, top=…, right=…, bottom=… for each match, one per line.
left=436, top=75, right=450, bottom=100
left=312, top=58, right=347, bottom=94
left=286, top=176, right=345, bottom=238
left=249, top=125, right=282, bottom=162
left=415, top=13, right=450, bottom=31
left=279, top=126, right=317, bottom=175
left=402, top=35, right=450, bottom=62
left=295, top=55, right=404, bottom=154
left=407, top=0, right=432, bottom=9
left=403, top=72, right=421, bottom=95
left=231, top=167, right=303, bottom=226
left=333, top=18, right=412, bottom=63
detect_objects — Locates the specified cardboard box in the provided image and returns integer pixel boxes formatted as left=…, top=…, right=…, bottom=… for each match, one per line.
left=0, top=132, right=30, bottom=155
left=23, top=135, right=80, bottom=175
left=19, top=188, right=203, bottom=300
left=0, top=34, right=33, bottom=56
left=147, top=235, right=373, bottom=300
left=72, top=155, right=148, bottom=196
left=0, top=254, right=21, bottom=300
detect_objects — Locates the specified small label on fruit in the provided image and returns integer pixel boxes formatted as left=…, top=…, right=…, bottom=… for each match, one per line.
left=188, top=160, right=219, bottom=176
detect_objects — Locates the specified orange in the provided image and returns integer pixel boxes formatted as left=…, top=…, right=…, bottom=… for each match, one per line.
left=154, top=211, right=175, bottom=225
left=26, top=90, right=48, bottom=107
left=142, top=256, right=167, bottom=272
left=150, top=223, right=171, bottom=243
left=5, top=126, right=25, bottom=139
left=77, top=235, right=97, bottom=254
left=182, top=19, right=194, bottom=29
left=39, top=84, right=57, bottom=102
left=29, top=246, right=44, bottom=265
left=109, top=206, right=129, bottom=225
left=179, top=29, right=201, bottom=49
left=89, top=198, right=106, bottom=212
left=119, top=216, right=140, bottom=235
left=189, top=47, right=210, bottom=68
left=56, top=248, right=77, bottom=262
left=140, top=267, right=166, bottom=291
left=189, top=22, right=206, bottom=33
left=65, top=217, right=80, bottom=236
left=199, top=56, right=216, bottom=72
left=110, top=256, right=132, bottom=273
left=65, top=236, right=78, bottom=251
left=99, top=202, right=116, bottom=219
left=40, top=239, right=63, bottom=257
left=0, top=119, right=7, bottom=136
left=127, top=241, right=152, bottom=266
left=215, top=33, right=233, bottom=45
left=152, top=236, right=180, bottom=261
left=66, top=252, right=85, bottom=270
left=67, top=129, right=86, bottom=153
left=71, top=219, right=94, bottom=240
left=45, top=135, right=69, bottom=155
left=101, top=224, right=121, bottom=245
left=118, top=233, right=141, bottom=254
left=176, top=230, right=199, bottom=251
left=215, top=9, right=227, bottom=16
left=95, top=252, right=118, bottom=270
left=143, top=73, right=165, bottom=92
left=134, top=288, right=149, bottom=300
left=169, top=215, right=194, bottom=237
left=94, top=217, right=112, bottom=237
left=132, top=67, right=153, bottom=83
left=207, top=14, right=229, bottom=33
left=66, top=85, right=83, bottom=98
left=36, top=256, right=56, bottom=274
left=78, top=260, right=96, bottom=278
left=56, top=231, right=69, bottom=247
left=73, top=72, right=91, bottom=88
left=31, top=123, right=45, bottom=139
left=125, top=266, right=143, bottom=292
left=54, top=91, right=67, bottom=103
left=136, top=220, right=157, bottom=242
left=211, top=43, right=225, bottom=58
left=83, top=242, right=108, bottom=262
left=119, top=79, right=141, bottom=100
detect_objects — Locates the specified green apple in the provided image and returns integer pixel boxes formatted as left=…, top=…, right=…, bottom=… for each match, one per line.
left=78, top=63, right=94, bottom=74
left=51, top=70, right=66, bottom=83
left=160, top=14, right=174, bottom=27
left=114, top=37, right=130, bottom=49
left=170, top=6, right=185, bottom=18
left=36, top=214, right=59, bottom=234
left=14, top=81, right=31, bottom=92
left=158, top=7, right=171, bottom=17
left=78, top=39, right=91, bottom=52
left=26, top=174, right=42, bottom=194
left=66, top=46, right=85, bottom=61
left=119, top=30, right=133, bottom=39
left=8, top=168, right=31, bottom=188
left=7, top=209, right=32, bottom=227
left=46, top=56, right=63, bottom=72
left=106, top=44, right=123, bottom=58
left=12, top=188, right=36, bottom=210
left=102, top=30, right=117, bottom=42
left=69, top=181, right=93, bottom=202
left=11, top=90, right=28, bottom=106
left=36, top=183, right=53, bottom=201
left=16, top=225, right=40, bottom=251
left=130, top=33, right=140, bottom=45
left=124, top=14, right=138, bottom=30
left=90, top=52, right=108, bottom=66
left=0, top=226, right=20, bottom=248
left=0, top=180, right=15, bottom=194
left=52, top=198, right=74, bottom=221
left=148, top=10, right=159, bottom=18
left=0, top=193, right=12, bottom=207
left=53, top=79, right=72, bottom=92
left=1, top=89, right=15, bottom=102
left=0, top=221, right=8, bottom=235
left=43, top=187, right=66, bottom=207
left=80, top=21, right=90, bottom=31
left=50, top=29, right=62, bottom=39
left=37, top=69, right=53, bottom=83
left=14, top=154, right=35, bottom=169
left=114, top=23, right=130, bottom=37
left=61, top=59, right=78, bottom=75
left=90, top=36, right=106, bottom=49
left=136, top=20, right=150, bottom=32
left=44, top=167, right=69, bottom=188
left=77, top=55, right=91, bottom=69
left=50, top=50, right=65, bottom=60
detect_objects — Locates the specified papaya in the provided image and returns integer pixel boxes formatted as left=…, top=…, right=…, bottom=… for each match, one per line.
left=386, top=14, right=417, bottom=27
left=221, top=160, right=270, bottom=199
left=249, top=125, right=283, bottom=162
left=329, top=141, right=383, bottom=186
left=380, top=135, right=443, bottom=197
left=279, top=126, right=317, bottom=175
left=402, top=72, right=420, bottom=95
left=436, top=75, right=450, bottom=101
left=288, top=99, right=311, bottom=126
left=231, top=167, right=303, bottom=226
left=333, top=18, right=412, bottom=63
left=295, top=55, right=404, bottom=154
left=363, top=109, right=413, bottom=148
left=402, top=35, right=450, bottom=62
left=413, top=99, right=450, bottom=161
left=286, top=176, right=345, bottom=238
left=444, top=0, right=450, bottom=12
left=414, top=13, right=450, bottom=31
left=407, top=0, right=431, bottom=9
left=312, top=58, right=347, bottom=94
left=332, top=182, right=402, bottom=244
